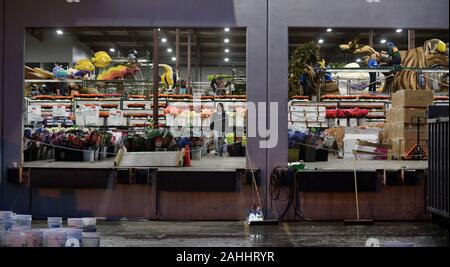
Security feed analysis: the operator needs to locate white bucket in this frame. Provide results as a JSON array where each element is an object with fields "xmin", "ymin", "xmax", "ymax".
[
  {"xmin": 82, "ymin": 232, "xmax": 100, "ymax": 247},
  {"xmin": 83, "ymin": 149, "xmax": 95, "ymax": 163},
  {"xmin": 191, "ymin": 148, "xmax": 202, "ymax": 160}
]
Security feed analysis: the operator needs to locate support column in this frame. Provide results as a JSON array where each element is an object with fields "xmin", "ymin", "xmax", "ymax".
[
  {"xmin": 176, "ymin": 29, "xmax": 180, "ymax": 76},
  {"xmin": 152, "ymin": 29, "xmax": 159, "ymax": 128},
  {"xmin": 408, "ymin": 30, "xmax": 415, "ymax": 50},
  {"xmin": 187, "ymin": 30, "xmax": 192, "ymax": 86},
  {"xmin": 369, "ymin": 30, "xmax": 374, "ymax": 48}
]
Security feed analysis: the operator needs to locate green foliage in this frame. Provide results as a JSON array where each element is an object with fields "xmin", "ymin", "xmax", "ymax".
[{"xmin": 288, "ymin": 41, "xmax": 321, "ymax": 97}]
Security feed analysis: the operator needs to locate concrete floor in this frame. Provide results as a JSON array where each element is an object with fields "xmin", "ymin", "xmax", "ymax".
[
  {"xmin": 24, "ymin": 154, "xmax": 246, "ymax": 171},
  {"xmin": 23, "ymin": 155, "xmax": 426, "ymax": 171},
  {"xmin": 32, "ymin": 221, "xmax": 449, "ymax": 247}
]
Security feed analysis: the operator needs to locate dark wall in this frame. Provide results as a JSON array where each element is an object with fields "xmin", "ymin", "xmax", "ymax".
[{"xmin": 0, "ymin": 0, "xmax": 4, "ymax": 209}]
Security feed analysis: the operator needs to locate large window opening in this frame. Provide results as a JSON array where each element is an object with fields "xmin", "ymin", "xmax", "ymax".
[
  {"xmin": 23, "ymin": 27, "xmax": 247, "ymax": 169},
  {"xmin": 287, "ymin": 27, "xmax": 448, "ymax": 166}
]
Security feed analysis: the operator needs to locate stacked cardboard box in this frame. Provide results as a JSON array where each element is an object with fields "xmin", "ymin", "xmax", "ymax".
[
  {"xmin": 385, "ymin": 90, "xmax": 433, "ymax": 158},
  {"xmin": 289, "ymin": 105, "xmax": 327, "ymax": 129}
]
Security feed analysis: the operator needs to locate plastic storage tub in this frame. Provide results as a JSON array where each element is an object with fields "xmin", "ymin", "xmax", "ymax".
[
  {"xmin": 47, "ymin": 217, "xmax": 63, "ymax": 228},
  {"xmin": 12, "ymin": 214, "xmax": 32, "ymax": 231},
  {"xmin": 2, "ymin": 231, "xmax": 26, "ymax": 247},
  {"xmin": 82, "ymin": 232, "xmax": 100, "ymax": 247},
  {"xmin": 25, "ymin": 230, "xmax": 44, "ymax": 247},
  {"xmin": 82, "ymin": 218, "xmax": 97, "ymax": 232},
  {"xmin": 67, "ymin": 218, "xmax": 83, "ymax": 229},
  {"xmin": 0, "ymin": 211, "xmax": 14, "ymax": 231},
  {"xmin": 44, "ymin": 230, "xmax": 68, "ymax": 247}
]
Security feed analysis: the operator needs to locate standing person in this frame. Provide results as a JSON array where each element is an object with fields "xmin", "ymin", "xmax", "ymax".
[
  {"xmin": 210, "ymin": 103, "xmax": 227, "ymax": 156},
  {"xmin": 179, "ymin": 80, "xmax": 187, "ymax": 95},
  {"xmin": 385, "ymin": 42, "xmax": 402, "ymax": 70},
  {"xmin": 368, "ymin": 53, "xmax": 378, "ymax": 93},
  {"xmin": 210, "ymin": 76, "xmax": 218, "ymax": 95}
]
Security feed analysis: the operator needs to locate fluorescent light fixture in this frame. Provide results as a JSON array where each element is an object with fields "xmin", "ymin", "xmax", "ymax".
[
  {"xmin": 224, "ymin": 28, "xmax": 230, "ymax": 32},
  {"xmin": 109, "ymin": 48, "xmax": 116, "ymax": 53},
  {"xmin": 356, "ymin": 58, "xmax": 362, "ymax": 62},
  {"xmin": 224, "ymin": 48, "xmax": 230, "ymax": 53},
  {"xmin": 161, "ymin": 38, "xmax": 167, "ymax": 43},
  {"xmin": 224, "ymin": 58, "xmax": 229, "ymax": 62},
  {"xmin": 396, "ymin": 29, "xmax": 403, "ymax": 33},
  {"xmin": 171, "ymin": 57, "xmax": 176, "ymax": 61},
  {"xmin": 326, "ymin": 28, "xmax": 332, "ymax": 32},
  {"xmin": 56, "ymin": 29, "xmax": 64, "ymax": 35},
  {"xmin": 224, "ymin": 38, "xmax": 229, "ymax": 43},
  {"xmin": 318, "ymin": 39, "xmax": 324, "ymax": 44},
  {"xmin": 380, "ymin": 39, "xmax": 387, "ymax": 44},
  {"xmin": 167, "ymin": 48, "xmax": 173, "ymax": 53}
]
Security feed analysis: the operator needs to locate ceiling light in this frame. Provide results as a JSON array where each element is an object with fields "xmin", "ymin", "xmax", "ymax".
[
  {"xmin": 396, "ymin": 29, "xmax": 403, "ymax": 33},
  {"xmin": 380, "ymin": 39, "xmax": 387, "ymax": 44},
  {"xmin": 161, "ymin": 38, "xmax": 167, "ymax": 43},
  {"xmin": 356, "ymin": 58, "xmax": 362, "ymax": 62},
  {"xmin": 318, "ymin": 39, "xmax": 324, "ymax": 44},
  {"xmin": 224, "ymin": 48, "xmax": 230, "ymax": 53},
  {"xmin": 224, "ymin": 38, "xmax": 229, "ymax": 43},
  {"xmin": 56, "ymin": 29, "xmax": 64, "ymax": 35},
  {"xmin": 167, "ymin": 48, "xmax": 173, "ymax": 53},
  {"xmin": 224, "ymin": 28, "xmax": 230, "ymax": 32},
  {"xmin": 171, "ymin": 57, "xmax": 176, "ymax": 61},
  {"xmin": 224, "ymin": 58, "xmax": 229, "ymax": 62},
  {"xmin": 326, "ymin": 28, "xmax": 332, "ymax": 32},
  {"xmin": 109, "ymin": 48, "xmax": 116, "ymax": 53}
]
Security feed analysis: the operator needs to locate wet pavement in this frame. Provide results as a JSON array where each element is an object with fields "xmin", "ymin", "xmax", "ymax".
[{"xmin": 33, "ymin": 221, "xmax": 448, "ymax": 247}]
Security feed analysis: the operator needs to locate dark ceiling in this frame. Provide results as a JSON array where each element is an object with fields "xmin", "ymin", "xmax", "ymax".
[
  {"xmin": 27, "ymin": 27, "xmax": 247, "ymax": 67},
  {"xmin": 289, "ymin": 28, "xmax": 449, "ymax": 64}
]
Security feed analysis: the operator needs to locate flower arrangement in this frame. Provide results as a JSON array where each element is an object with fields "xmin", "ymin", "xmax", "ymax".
[
  {"xmin": 127, "ymin": 103, "xmax": 146, "ymax": 108},
  {"xmin": 128, "ymin": 95, "xmax": 146, "ymax": 99},
  {"xmin": 73, "ymin": 93, "xmax": 106, "ymax": 98},
  {"xmin": 325, "ymin": 108, "xmax": 369, "ymax": 118},
  {"xmin": 33, "ymin": 95, "xmax": 73, "ymax": 100},
  {"xmin": 100, "ymin": 104, "xmax": 119, "ymax": 109}
]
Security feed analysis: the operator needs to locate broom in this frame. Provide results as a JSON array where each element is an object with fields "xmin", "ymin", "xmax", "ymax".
[
  {"xmin": 246, "ymin": 152, "xmax": 279, "ymax": 226},
  {"xmin": 344, "ymin": 152, "xmax": 373, "ymax": 225}
]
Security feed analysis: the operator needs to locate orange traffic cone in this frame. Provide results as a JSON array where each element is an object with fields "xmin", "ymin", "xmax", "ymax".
[{"xmin": 183, "ymin": 145, "xmax": 192, "ymax": 167}]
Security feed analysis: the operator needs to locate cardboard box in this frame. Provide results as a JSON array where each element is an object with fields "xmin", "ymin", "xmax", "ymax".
[
  {"xmin": 317, "ymin": 116, "xmax": 326, "ymax": 122},
  {"xmin": 392, "ymin": 123, "xmax": 428, "ymax": 140},
  {"xmin": 391, "ymin": 90, "xmax": 434, "ymax": 108},
  {"xmin": 385, "ymin": 109, "xmax": 396, "ymax": 123},
  {"xmin": 382, "ymin": 123, "xmax": 392, "ymax": 142},
  {"xmin": 394, "ymin": 107, "xmax": 427, "ymax": 123},
  {"xmin": 327, "ymin": 118, "xmax": 336, "ymax": 127},
  {"xmin": 320, "ymin": 122, "xmax": 328, "ymax": 128},
  {"xmin": 290, "ymin": 112, "xmax": 306, "ymax": 122},
  {"xmin": 338, "ymin": 118, "xmax": 348, "ymax": 127},
  {"xmin": 307, "ymin": 122, "xmax": 322, "ymax": 128},
  {"xmin": 290, "ymin": 105, "xmax": 317, "ymax": 112},
  {"xmin": 349, "ymin": 118, "xmax": 358, "ymax": 127},
  {"xmin": 290, "ymin": 122, "xmax": 307, "ymax": 130},
  {"xmin": 358, "ymin": 118, "xmax": 366, "ymax": 126}
]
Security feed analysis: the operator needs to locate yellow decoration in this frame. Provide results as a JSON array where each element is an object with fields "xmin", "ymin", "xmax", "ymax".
[
  {"xmin": 74, "ymin": 59, "xmax": 95, "ymax": 72},
  {"xmin": 159, "ymin": 64, "xmax": 177, "ymax": 89},
  {"xmin": 437, "ymin": 40, "xmax": 447, "ymax": 53},
  {"xmin": 91, "ymin": 51, "xmax": 112, "ymax": 68}
]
